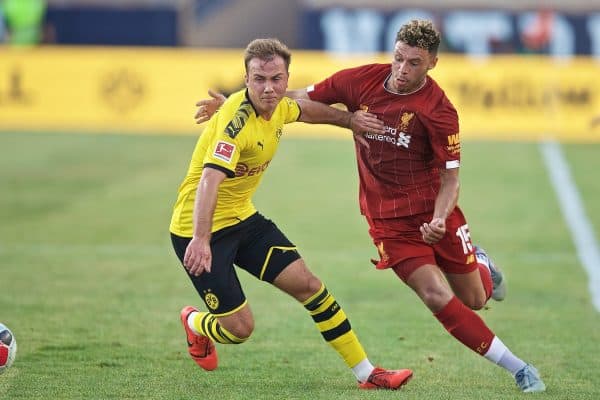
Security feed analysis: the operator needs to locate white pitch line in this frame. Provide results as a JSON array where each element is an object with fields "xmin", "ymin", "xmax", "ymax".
[{"xmin": 540, "ymin": 140, "xmax": 600, "ymax": 312}]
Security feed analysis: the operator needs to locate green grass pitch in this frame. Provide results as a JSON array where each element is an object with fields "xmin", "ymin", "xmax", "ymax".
[{"xmin": 1, "ymin": 132, "xmax": 599, "ymax": 399}]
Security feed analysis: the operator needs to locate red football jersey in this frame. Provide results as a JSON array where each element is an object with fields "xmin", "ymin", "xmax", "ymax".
[{"xmin": 308, "ymin": 63, "xmax": 460, "ymax": 219}]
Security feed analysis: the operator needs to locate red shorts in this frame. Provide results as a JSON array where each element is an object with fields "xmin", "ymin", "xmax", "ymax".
[{"xmin": 366, "ymin": 206, "xmax": 478, "ymax": 282}]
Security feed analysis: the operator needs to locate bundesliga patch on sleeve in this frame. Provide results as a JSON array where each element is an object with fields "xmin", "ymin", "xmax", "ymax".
[{"xmin": 213, "ymin": 141, "xmax": 236, "ymax": 163}]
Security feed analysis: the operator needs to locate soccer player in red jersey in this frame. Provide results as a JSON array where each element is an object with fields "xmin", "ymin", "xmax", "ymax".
[{"xmin": 195, "ymin": 20, "xmax": 546, "ymax": 393}]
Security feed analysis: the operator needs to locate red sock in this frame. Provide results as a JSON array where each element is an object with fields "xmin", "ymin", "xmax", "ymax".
[
  {"xmin": 434, "ymin": 296, "xmax": 495, "ymax": 355},
  {"xmin": 478, "ymin": 263, "xmax": 493, "ymax": 301}
]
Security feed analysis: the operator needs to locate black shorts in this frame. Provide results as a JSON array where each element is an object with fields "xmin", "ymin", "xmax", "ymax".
[{"xmin": 170, "ymin": 212, "xmax": 301, "ymax": 316}]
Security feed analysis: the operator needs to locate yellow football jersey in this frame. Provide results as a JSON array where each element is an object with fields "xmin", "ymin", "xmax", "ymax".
[{"xmin": 169, "ymin": 89, "xmax": 301, "ymax": 236}]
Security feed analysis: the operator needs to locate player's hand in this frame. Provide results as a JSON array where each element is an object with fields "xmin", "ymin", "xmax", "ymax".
[
  {"xmin": 420, "ymin": 217, "xmax": 446, "ymax": 245},
  {"xmin": 350, "ymin": 110, "xmax": 384, "ymax": 134},
  {"xmin": 195, "ymin": 89, "xmax": 226, "ymax": 124},
  {"xmin": 350, "ymin": 110, "xmax": 383, "ymax": 149},
  {"xmin": 183, "ymin": 237, "xmax": 212, "ymax": 276}
]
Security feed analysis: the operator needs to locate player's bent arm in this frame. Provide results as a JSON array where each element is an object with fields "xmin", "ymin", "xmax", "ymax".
[
  {"xmin": 433, "ymin": 167, "xmax": 460, "ymax": 221},
  {"xmin": 193, "ymin": 167, "xmax": 227, "ymax": 241},
  {"xmin": 195, "ymin": 88, "xmax": 312, "ymax": 124},
  {"xmin": 184, "ymin": 167, "xmax": 227, "ymax": 275},
  {"xmin": 421, "ymin": 167, "xmax": 460, "ymax": 244}
]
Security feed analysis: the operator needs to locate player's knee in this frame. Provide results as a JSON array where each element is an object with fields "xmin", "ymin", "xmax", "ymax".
[
  {"xmin": 226, "ymin": 319, "xmax": 254, "ymax": 341},
  {"xmin": 274, "ymin": 259, "xmax": 323, "ymax": 302},
  {"xmin": 306, "ymin": 275, "xmax": 323, "ymax": 296},
  {"xmin": 464, "ymin": 295, "xmax": 486, "ymax": 310},
  {"xmin": 290, "ymin": 275, "xmax": 322, "ymax": 303},
  {"xmin": 219, "ymin": 313, "xmax": 255, "ymax": 341},
  {"xmin": 291, "ymin": 267, "xmax": 323, "ymax": 301},
  {"xmin": 455, "ymin": 291, "xmax": 487, "ymax": 310},
  {"xmin": 418, "ymin": 285, "xmax": 453, "ymax": 311},
  {"xmin": 471, "ymin": 295, "xmax": 487, "ymax": 310}
]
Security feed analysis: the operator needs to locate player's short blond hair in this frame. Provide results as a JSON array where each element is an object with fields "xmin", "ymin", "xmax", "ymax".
[
  {"xmin": 244, "ymin": 38, "xmax": 291, "ymax": 72},
  {"xmin": 396, "ymin": 20, "xmax": 441, "ymax": 54}
]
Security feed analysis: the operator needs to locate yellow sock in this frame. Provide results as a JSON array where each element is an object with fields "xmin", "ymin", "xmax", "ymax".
[
  {"xmin": 190, "ymin": 311, "xmax": 246, "ymax": 344},
  {"xmin": 303, "ymin": 284, "xmax": 367, "ymax": 368}
]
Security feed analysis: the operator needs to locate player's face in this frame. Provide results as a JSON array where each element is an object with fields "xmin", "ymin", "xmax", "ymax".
[
  {"xmin": 389, "ymin": 41, "xmax": 437, "ymax": 94},
  {"xmin": 245, "ymin": 56, "xmax": 289, "ymax": 118}
]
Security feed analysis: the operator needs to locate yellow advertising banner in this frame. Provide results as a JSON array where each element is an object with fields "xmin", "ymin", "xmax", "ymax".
[{"xmin": 0, "ymin": 46, "xmax": 599, "ymax": 141}]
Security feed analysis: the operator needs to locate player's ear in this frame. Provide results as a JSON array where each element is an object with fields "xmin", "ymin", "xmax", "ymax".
[{"xmin": 428, "ymin": 56, "xmax": 438, "ymax": 70}]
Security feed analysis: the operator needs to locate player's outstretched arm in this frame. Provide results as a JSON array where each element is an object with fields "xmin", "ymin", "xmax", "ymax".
[
  {"xmin": 195, "ymin": 88, "xmax": 313, "ymax": 123},
  {"xmin": 296, "ymin": 98, "xmax": 384, "ymax": 134},
  {"xmin": 286, "ymin": 88, "xmax": 311, "ymax": 100}
]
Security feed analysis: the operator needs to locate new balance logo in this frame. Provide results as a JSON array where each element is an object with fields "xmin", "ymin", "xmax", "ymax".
[
  {"xmin": 395, "ymin": 132, "xmax": 411, "ymax": 148},
  {"xmin": 448, "ymin": 133, "xmax": 460, "ymax": 146}
]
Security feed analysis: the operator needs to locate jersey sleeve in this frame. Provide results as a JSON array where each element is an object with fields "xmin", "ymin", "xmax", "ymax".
[
  {"xmin": 281, "ymin": 97, "xmax": 301, "ymax": 123},
  {"xmin": 306, "ymin": 67, "xmax": 359, "ymax": 106},
  {"xmin": 202, "ymin": 113, "xmax": 247, "ymax": 178},
  {"xmin": 425, "ymin": 96, "xmax": 461, "ymax": 169}
]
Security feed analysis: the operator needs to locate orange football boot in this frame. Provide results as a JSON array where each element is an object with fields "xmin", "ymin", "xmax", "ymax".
[
  {"xmin": 358, "ymin": 367, "xmax": 413, "ymax": 390},
  {"xmin": 180, "ymin": 306, "xmax": 218, "ymax": 371}
]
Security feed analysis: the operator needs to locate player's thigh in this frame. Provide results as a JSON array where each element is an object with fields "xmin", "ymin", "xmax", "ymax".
[
  {"xmin": 445, "ymin": 269, "xmax": 487, "ymax": 305},
  {"xmin": 405, "ymin": 263, "xmax": 454, "ymax": 312},
  {"xmin": 367, "ymin": 213, "xmax": 434, "ymax": 280},
  {"xmin": 235, "ymin": 213, "xmax": 302, "ymax": 283},
  {"xmin": 171, "ymin": 232, "xmax": 247, "ymax": 316}
]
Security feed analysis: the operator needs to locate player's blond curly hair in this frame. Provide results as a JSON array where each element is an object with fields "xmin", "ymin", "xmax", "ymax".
[
  {"xmin": 396, "ymin": 19, "xmax": 441, "ymax": 54},
  {"xmin": 244, "ymin": 38, "xmax": 292, "ymax": 72}
]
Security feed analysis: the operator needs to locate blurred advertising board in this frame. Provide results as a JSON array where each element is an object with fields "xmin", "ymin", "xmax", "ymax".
[
  {"xmin": 0, "ymin": 46, "xmax": 599, "ymax": 141},
  {"xmin": 300, "ymin": 8, "xmax": 600, "ymax": 58}
]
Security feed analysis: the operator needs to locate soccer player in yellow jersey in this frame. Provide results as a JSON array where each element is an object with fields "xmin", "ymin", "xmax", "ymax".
[{"xmin": 169, "ymin": 38, "xmax": 412, "ymax": 390}]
